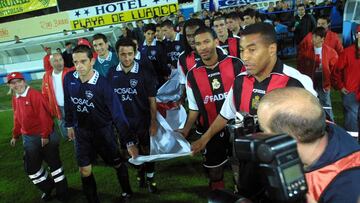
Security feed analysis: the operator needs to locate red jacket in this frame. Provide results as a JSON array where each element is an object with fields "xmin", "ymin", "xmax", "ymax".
[
  {"xmin": 300, "ymin": 31, "xmax": 343, "ymax": 55},
  {"xmin": 333, "ymin": 45, "xmax": 360, "ymax": 95},
  {"xmin": 42, "ymin": 68, "xmax": 74, "ymax": 119},
  {"xmin": 43, "ymin": 54, "xmax": 53, "ymax": 72},
  {"xmin": 297, "ymin": 44, "xmax": 338, "ymax": 91},
  {"xmin": 12, "ymin": 87, "xmax": 54, "ymax": 139}
]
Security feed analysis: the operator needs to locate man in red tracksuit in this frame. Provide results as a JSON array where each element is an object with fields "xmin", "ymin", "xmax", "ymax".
[
  {"xmin": 8, "ymin": 72, "xmax": 68, "ymax": 202},
  {"xmin": 42, "ymin": 53, "xmax": 74, "ymax": 138},
  {"xmin": 297, "ymin": 27, "xmax": 338, "ymax": 121},
  {"xmin": 333, "ymin": 26, "xmax": 360, "ymax": 132},
  {"xmin": 299, "ymin": 15, "xmax": 343, "ymax": 55},
  {"xmin": 43, "ymin": 47, "xmax": 53, "ymax": 72}
]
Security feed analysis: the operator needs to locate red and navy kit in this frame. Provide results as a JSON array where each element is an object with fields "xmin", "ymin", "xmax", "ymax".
[
  {"xmin": 186, "ymin": 51, "xmax": 243, "ymax": 129},
  {"xmin": 139, "ymin": 39, "xmax": 170, "ymax": 86},
  {"xmin": 107, "ymin": 61, "xmax": 157, "ymax": 127},
  {"xmin": 186, "ymin": 50, "xmax": 243, "ymax": 167},
  {"xmin": 305, "ymin": 123, "xmax": 360, "ymax": 203},
  {"xmin": 220, "ymin": 60, "xmax": 316, "ymax": 119},
  {"xmin": 163, "ymin": 33, "xmax": 184, "ymax": 70},
  {"xmin": 218, "ymin": 35, "xmax": 240, "ymax": 58},
  {"xmin": 177, "ymin": 51, "xmax": 201, "ymax": 85},
  {"xmin": 63, "ymin": 70, "xmax": 131, "ymax": 143},
  {"xmin": 12, "ymin": 86, "xmax": 54, "ymax": 139}
]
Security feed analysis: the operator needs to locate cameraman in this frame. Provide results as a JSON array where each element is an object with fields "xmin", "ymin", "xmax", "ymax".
[{"xmin": 257, "ymin": 87, "xmax": 360, "ymax": 203}]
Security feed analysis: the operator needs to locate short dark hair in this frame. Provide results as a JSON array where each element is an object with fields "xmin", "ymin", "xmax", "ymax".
[
  {"xmin": 313, "ymin": 27, "xmax": 327, "ymax": 38},
  {"xmin": 143, "ymin": 23, "xmax": 156, "ymax": 33},
  {"xmin": 297, "ymin": 3, "xmax": 305, "ymax": 9},
  {"xmin": 225, "ymin": 12, "xmax": 240, "ymax": 20},
  {"xmin": 73, "ymin": 45, "xmax": 93, "ymax": 59},
  {"xmin": 213, "ymin": 15, "xmax": 226, "ymax": 23},
  {"xmin": 183, "ymin": 19, "xmax": 206, "ymax": 55},
  {"xmin": 194, "ymin": 27, "xmax": 217, "ymax": 40},
  {"xmin": 160, "ymin": 20, "xmax": 174, "ymax": 28},
  {"xmin": 242, "ymin": 22, "xmax": 276, "ymax": 44},
  {"xmin": 115, "ymin": 38, "xmax": 137, "ymax": 53},
  {"xmin": 317, "ymin": 14, "xmax": 330, "ymax": 23},
  {"xmin": 243, "ymin": 8, "xmax": 257, "ymax": 18},
  {"xmin": 92, "ymin": 33, "xmax": 108, "ymax": 43},
  {"xmin": 65, "ymin": 41, "xmax": 72, "ymax": 46}
]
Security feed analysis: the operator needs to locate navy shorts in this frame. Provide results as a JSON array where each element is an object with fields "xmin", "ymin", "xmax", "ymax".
[
  {"xmin": 74, "ymin": 125, "xmax": 123, "ymax": 167},
  {"xmin": 202, "ymin": 130, "xmax": 231, "ymax": 168}
]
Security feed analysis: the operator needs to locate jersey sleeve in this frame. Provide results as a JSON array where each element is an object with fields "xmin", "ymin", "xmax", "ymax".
[
  {"xmin": 177, "ymin": 59, "xmax": 186, "ymax": 85},
  {"xmin": 185, "ymin": 82, "xmax": 199, "ymax": 111},
  {"xmin": 63, "ymin": 72, "xmax": 75, "ymax": 128},
  {"xmin": 220, "ymin": 87, "xmax": 237, "ymax": 120},
  {"xmin": 11, "ymin": 97, "xmax": 21, "ymax": 139}
]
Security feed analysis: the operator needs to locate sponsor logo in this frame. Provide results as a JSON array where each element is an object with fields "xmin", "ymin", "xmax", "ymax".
[
  {"xmin": 203, "ymin": 92, "xmax": 228, "ymax": 104},
  {"xmin": 252, "ymin": 88, "xmax": 266, "ymax": 94}
]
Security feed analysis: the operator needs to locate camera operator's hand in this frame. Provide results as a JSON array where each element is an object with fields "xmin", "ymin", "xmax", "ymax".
[{"xmin": 191, "ymin": 136, "xmax": 210, "ymax": 155}]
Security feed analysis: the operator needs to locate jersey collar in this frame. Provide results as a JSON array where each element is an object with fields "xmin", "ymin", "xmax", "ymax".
[
  {"xmin": 116, "ymin": 61, "xmax": 139, "ymax": 73},
  {"xmin": 239, "ymin": 59, "xmax": 285, "ymax": 77},
  {"xmin": 97, "ymin": 51, "xmax": 113, "ymax": 64},
  {"xmin": 73, "ymin": 70, "xmax": 100, "ymax": 84},
  {"xmin": 143, "ymin": 39, "xmax": 157, "ymax": 47},
  {"xmin": 196, "ymin": 47, "xmax": 228, "ymax": 68},
  {"xmin": 16, "ymin": 86, "xmax": 30, "ymax": 98}
]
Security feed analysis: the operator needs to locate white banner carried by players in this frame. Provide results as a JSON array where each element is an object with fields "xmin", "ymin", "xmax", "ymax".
[{"xmin": 129, "ymin": 71, "xmax": 190, "ymax": 165}]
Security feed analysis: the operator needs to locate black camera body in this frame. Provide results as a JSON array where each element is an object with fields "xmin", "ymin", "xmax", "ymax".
[{"xmin": 227, "ymin": 113, "xmax": 307, "ymax": 202}]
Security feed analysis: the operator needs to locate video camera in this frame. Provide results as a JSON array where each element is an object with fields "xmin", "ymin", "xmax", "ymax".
[{"xmin": 211, "ymin": 112, "xmax": 307, "ymax": 203}]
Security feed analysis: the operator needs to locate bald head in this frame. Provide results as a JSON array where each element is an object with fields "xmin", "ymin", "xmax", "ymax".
[{"xmin": 258, "ymin": 87, "xmax": 326, "ymax": 143}]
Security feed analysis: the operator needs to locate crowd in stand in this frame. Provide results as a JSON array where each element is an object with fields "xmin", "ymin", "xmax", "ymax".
[{"xmin": 9, "ymin": 2, "xmax": 360, "ymax": 202}]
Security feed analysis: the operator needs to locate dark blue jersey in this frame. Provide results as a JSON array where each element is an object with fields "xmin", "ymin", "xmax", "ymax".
[
  {"xmin": 64, "ymin": 70, "xmax": 132, "ymax": 143},
  {"xmin": 108, "ymin": 62, "xmax": 157, "ymax": 125},
  {"xmin": 139, "ymin": 39, "xmax": 170, "ymax": 84},
  {"xmin": 94, "ymin": 51, "xmax": 119, "ymax": 77},
  {"xmin": 163, "ymin": 33, "xmax": 184, "ymax": 70}
]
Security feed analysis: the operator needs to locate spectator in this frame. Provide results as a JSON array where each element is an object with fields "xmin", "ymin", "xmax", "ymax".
[
  {"xmin": 257, "ymin": 87, "xmax": 360, "ymax": 203},
  {"xmin": 43, "ymin": 47, "xmax": 53, "ymax": 72},
  {"xmin": 297, "ymin": 27, "xmax": 338, "ymax": 121},
  {"xmin": 299, "ymin": 15, "xmax": 343, "ymax": 55},
  {"xmin": 290, "ymin": 4, "xmax": 316, "ymax": 44},
  {"xmin": 333, "ymin": 26, "xmax": 360, "ymax": 132},
  {"xmin": 226, "ymin": 12, "xmax": 242, "ymax": 36},
  {"xmin": 243, "ymin": 8, "xmax": 257, "ymax": 27},
  {"xmin": 62, "ymin": 42, "xmax": 74, "ymax": 68}
]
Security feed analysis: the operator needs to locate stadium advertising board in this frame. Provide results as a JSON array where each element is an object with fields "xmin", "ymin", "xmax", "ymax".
[
  {"xmin": 67, "ymin": 0, "xmax": 178, "ymax": 30},
  {"xmin": 0, "ymin": 12, "xmax": 70, "ymax": 42},
  {"xmin": 0, "ymin": 0, "xmax": 58, "ymax": 18},
  {"xmin": 201, "ymin": 0, "xmax": 277, "ymax": 10}
]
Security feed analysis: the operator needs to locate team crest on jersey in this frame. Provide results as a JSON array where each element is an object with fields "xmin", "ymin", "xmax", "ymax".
[
  {"xmin": 85, "ymin": 90, "xmax": 94, "ymax": 100},
  {"xmin": 130, "ymin": 79, "xmax": 138, "ymax": 88},
  {"xmin": 251, "ymin": 95, "xmax": 260, "ymax": 109},
  {"xmin": 211, "ymin": 78, "xmax": 221, "ymax": 90},
  {"xmin": 150, "ymin": 50, "xmax": 157, "ymax": 56},
  {"xmin": 175, "ymin": 45, "xmax": 181, "ymax": 52}
]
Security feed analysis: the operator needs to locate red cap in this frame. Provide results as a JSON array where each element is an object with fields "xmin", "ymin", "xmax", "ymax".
[
  {"xmin": 78, "ymin": 38, "xmax": 91, "ymax": 48},
  {"xmin": 44, "ymin": 47, "xmax": 51, "ymax": 51},
  {"xmin": 7, "ymin": 72, "xmax": 24, "ymax": 83}
]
